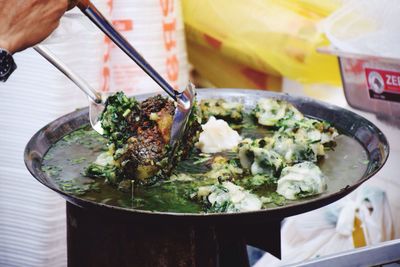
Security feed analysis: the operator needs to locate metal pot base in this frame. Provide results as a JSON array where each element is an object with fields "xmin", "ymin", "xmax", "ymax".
[{"xmin": 66, "ymin": 202, "xmax": 281, "ymax": 267}]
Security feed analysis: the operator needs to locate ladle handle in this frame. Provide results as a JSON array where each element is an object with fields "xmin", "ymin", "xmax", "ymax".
[
  {"xmin": 73, "ymin": 0, "xmax": 178, "ymax": 101},
  {"xmin": 34, "ymin": 45, "xmax": 102, "ymax": 103}
]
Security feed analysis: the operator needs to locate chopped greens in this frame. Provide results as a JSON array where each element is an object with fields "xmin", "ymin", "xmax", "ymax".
[
  {"xmin": 85, "ymin": 162, "xmax": 119, "ymax": 185},
  {"xmin": 252, "ymin": 98, "xmax": 303, "ymax": 127},
  {"xmin": 191, "ymin": 181, "xmax": 262, "ymax": 213},
  {"xmin": 100, "ymin": 91, "xmax": 139, "ymax": 146},
  {"xmin": 199, "ymin": 99, "xmax": 244, "ymax": 123},
  {"xmin": 89, "ymin": 92, "xmax": 201, "ymax": 187},
  {"xmin": 237, "ymin": 174, "xmax": 277, "ymax": 190},
  {"xmin": 58, "ymin": 180, "xmax": 100, "ymax": 196}
]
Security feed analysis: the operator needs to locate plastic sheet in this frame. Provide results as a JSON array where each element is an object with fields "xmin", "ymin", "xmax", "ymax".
[
  {"xmin": 323, "ymin": 0, "xmax": 400, "ymax": 59},
  {"xmin": 182, "ymin": 0, "xmax": 342, "ymax": 86},
  {"xmin": 254, "ymin": 186, "xmax": 394, "ymax": 266}
]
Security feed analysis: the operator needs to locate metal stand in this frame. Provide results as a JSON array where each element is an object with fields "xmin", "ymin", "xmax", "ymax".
[{"xmin": 66, "ymin": 203, "xmax": 282, "ymax": 267}]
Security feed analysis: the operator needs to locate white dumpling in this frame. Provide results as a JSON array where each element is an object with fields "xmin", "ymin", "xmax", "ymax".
[
  {"xmin": 254, "ymin": 98, "xmax": 287, "ymax": 126},
  {"xmin": 277, "ymin": 162, "xmax": 327, "ymax": 200},
  {"xmin": 253, "ymin": 98, "xmax": 304, "ymax": 127},
  {"xmin": 207, "ymin": 182, "xmax": 262, "ymax": 212}
]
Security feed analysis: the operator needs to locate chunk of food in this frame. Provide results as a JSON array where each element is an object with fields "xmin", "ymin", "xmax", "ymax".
[
  {"xmin": 278, "ymin": 117, "xmax": 338, "ymax": 144},
  {"xmin": 85, "ymin": 150, "xmax": 118, "ymax": 184},
  {"xmin": 252, "ymin": 98, "xmax": 303, "ymax": 127},
  {"xmin": 117, "ymin": 95, "xmax": 177, "ymax": 182},
  {"xmin": 238, "ymin": 138, "xmax": 284, "ymax": 176},
  {"xmin": 275, "ymin": 118, "xmax": 339, "ymax": 159},
  {"xmin": 192, "ymin": 181, "xmax": 262, "ymax": 213},
  {"xmin": 206, "ymin": 156, "xmax": 243, "ymax": 182},
  {"xmin": 276, "ymin": 162, "xmax": 327, "ymax": 200},
  {"xmin": 196, "ymin": 116, "xmax": 242, "ymax": 153},
  {"xmin": 272, "ymin": 132, "xmax": 322, "ymax": 164},
  {"xmin": 100, "ymin": 92, "xmax": 139, "ymax": 147},
  {"xmin": 87, "ymin": 92, "xmax": 200, "ymax": 186},
  {"xmin": 239, "ymin": 100, "xmax": 338, "ymax": 177},
  {"xmin": 200, "ymin": 99, "xmax": 243, "ymax": 123},
  {"xmin": 236, "ymin": 173, "xmax": 278, "ymax": 191}
]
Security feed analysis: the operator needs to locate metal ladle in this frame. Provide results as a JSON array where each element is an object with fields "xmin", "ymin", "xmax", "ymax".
[
  {"xmin": 34, "ymin": 45, "xmax": 105, "ymax": 134},
  {"xmin": 73, "ymin": 0, "xmax": 196, "ymax": 156},
  {"xmin": 74, "ymin": 0, "xmax": 196, "ymax": 155},
  {"xmin": 37, "ymin": 0, "xmax": 196, "ymax": 158}
]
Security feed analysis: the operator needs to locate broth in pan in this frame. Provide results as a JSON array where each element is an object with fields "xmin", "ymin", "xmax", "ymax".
[{"xmin": 42, "ymin": 110, "xmax": 368, "ymax": 213}]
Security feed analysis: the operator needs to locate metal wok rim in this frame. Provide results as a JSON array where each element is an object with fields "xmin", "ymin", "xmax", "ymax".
[{"xmin": 24, "ymin": 88, "xmax": 390, "ymax": 221}]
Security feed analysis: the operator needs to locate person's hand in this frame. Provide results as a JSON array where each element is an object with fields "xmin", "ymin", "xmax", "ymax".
[
  {"xmin": 0, "ymin": 0, "xmax": 69, "ymax": 54},
  {"xmin": 68, "ymin": 0, "xmax": 82, "ymax": 10}
]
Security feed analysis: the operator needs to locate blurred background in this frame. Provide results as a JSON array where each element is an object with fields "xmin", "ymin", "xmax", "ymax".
[{"xmin": 1, "ymin": 0, "xmax": 400, "ymax": 266}]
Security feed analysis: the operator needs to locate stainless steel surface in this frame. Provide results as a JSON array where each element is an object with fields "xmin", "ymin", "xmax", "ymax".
[
  {"xmin": 318, "ymin": 46, "xmax": 400, "ymax": 117},
  {"xmin": 318, "ymin": 46, "xmax": 400, "ymax": 64},
  {"xmin": 169, "ymin": 82, "xmax": 196, "ymax": 155},
  {"xmin": 34, "ymin": 45, "xmax": 105, "ymax": 134},
  {"xmin": 287, "ymin": 239, "xmax": 400, "ymax": 267},
  {"xmin": 25, "ymin": 88, "xmax": 388, "ymax": 219},
  {"xmin": 34, "ymin": 45, "xmax": 101, "ymax": 104}
]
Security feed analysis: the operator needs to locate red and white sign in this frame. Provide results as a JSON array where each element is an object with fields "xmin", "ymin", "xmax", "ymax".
[{"xmin": 365, "ymin": 68, "xmax": 400, "ymax": 94}]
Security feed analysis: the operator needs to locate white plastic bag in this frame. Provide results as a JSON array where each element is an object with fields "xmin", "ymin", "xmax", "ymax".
[
  {"xmin": 323, "ymin": 0, "xmax": 400, "ymax": 58},
  {"xmin": 254, "ymin": 186, "xmax": 394, "ymax": 266}
]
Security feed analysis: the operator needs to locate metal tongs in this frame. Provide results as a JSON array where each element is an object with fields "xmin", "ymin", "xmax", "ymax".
[{"xmin": 36, "ymin": 0, "xmax": 196, "ymax": 159}]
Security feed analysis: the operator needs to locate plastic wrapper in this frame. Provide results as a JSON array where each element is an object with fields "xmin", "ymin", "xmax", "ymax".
[
  {"xmin": 254, "ymin": 186, "xmax": 394, "ymax": 266},
  {"xmin": 323, "ymin": 0, "xmax": 400, "ymax": 59},
  {"xmin": 182, "ymin": 0, "xmax": 342, "ymax": 86},
  {"xmin": 320, "ymin": 0, "xmax": 400, "ymax": 117},
  {"xmin": 188, "ymin": 41, "xmax": 282, "ymax": 91}
]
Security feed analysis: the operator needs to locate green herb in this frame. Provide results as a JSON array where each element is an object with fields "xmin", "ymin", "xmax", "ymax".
[
  {"xmin": 208, "ymin": 200, "xmax": 235, "ymax": 213},
  {"xmin": 43, "ymin": 153, "xmax": 53, "ymax": 161},
  {"xmin": 42, "ymin": 165, "xmax": 62, "ymax": 178},
  {"xmin": 84, "ymin": 163, "xmax": 119, "ymax": 185},
  {"xmin": 58, "ymin": 179, "xmax": 93, "ymax": 196},
  {"xmin": 261, "ymin": 192, "xmax": 286, "ymax": 206},
  {"xmin": 71, "ymin": 157, "xmax": 87, "ymax": 165},
  {"xmin": 193, "ymin": 156, "xmax": 212, "ymax": 165},
  {"xmin": 238, "ymin": 174, "xmax": 277, "ymax": 190},
  {"xmin": 100, "ymin": 91, "xmax": 139, "ymax": 146}
]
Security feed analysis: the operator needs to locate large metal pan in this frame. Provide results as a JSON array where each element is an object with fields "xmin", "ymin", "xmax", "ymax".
[{"xmin": 24, "ymin": 89, "xmax": 389, "ymax": 266}]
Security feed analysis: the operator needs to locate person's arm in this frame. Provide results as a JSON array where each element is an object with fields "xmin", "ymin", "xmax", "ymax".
[{"xmin": 0, "ymin": 0, "xmax": 69, "ymax": 82}]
